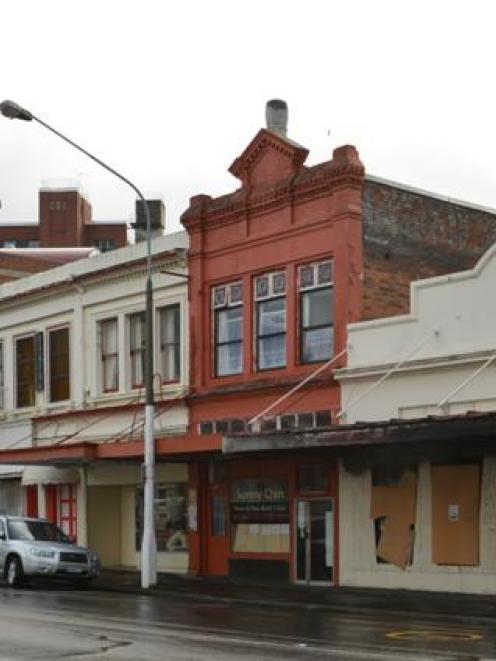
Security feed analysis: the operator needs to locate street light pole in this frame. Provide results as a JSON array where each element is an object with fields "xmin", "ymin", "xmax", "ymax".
[{"xmin": 0, "ymin": 100, "xmax": 157, "ymax": 588}]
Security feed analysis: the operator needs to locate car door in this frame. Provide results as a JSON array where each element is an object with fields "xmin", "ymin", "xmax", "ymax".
[{"xmin": 0, "ymin": 519, "xmax": 7, "ymax": 572}]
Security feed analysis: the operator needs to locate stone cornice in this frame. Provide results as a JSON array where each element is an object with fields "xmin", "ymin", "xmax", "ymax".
[{"xmin": 182, "ymin": 145, "xmax": 364, "ymax": 232}]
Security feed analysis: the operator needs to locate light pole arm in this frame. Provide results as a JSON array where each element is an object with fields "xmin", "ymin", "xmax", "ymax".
[
  {"xmin": 30, "ymin": 113, "xmax": 153, "ymax": 275},
  {"xmin": 29, "ymin": 113, "xmax": 154, "ymax": 407}
]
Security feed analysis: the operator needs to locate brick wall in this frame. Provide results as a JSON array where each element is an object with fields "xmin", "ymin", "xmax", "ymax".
[{"xmin": 362, "ymin": 178, "xmax": 496, "ymax": 319}]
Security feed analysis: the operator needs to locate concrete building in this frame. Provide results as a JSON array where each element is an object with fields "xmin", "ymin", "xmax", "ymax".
[
  {"xmin": 0, "ymin": 232, "xmax": 192, "ymax": 573},
  {"xmin": 333, "ymin": 242, "xmax": 496, "ymax": 594}
]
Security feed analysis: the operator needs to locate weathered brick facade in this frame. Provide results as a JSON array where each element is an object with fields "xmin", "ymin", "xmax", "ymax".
[
  {"xmin": 0, "ymin": 188, "xmax": 127, "ymax": 250},
  {"xmin": 362, "ymin": 177, "xmax": 496, "ymax": 319}
]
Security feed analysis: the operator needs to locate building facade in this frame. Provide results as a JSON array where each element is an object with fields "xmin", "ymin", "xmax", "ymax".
[
  {"xmin": 0, "ymin": 186, "xmax": 127, "ymax": 251},
  {"xmin": 0, "ymin": 232, "xmax": 193, "ymax": 573},
  {"xmin": 335, "ymin": 242, "xmax": 496, "ymax": 594},
  {"xmin": 181, "ymin": 100, "xmax": 496, "ymax": 586}
]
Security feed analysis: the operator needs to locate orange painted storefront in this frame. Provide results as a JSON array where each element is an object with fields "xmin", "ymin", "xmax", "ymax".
[
  {"xmin": 188, "ymin": 456, "xmax": 339, "ymax": 585},
  {"xmin": 181, "ymin": 117, "xmax": 364, "ymax": 583}
]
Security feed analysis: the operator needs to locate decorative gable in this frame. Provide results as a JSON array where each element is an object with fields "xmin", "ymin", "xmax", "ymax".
[{"xmin": 229, "ymin": 129, "xmax": 309, "ymax": 188}]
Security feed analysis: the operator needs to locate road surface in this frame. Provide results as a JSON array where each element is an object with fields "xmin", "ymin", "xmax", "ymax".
[{"xmin": 0, "ymin": 582, "xmax": 494, "ymax": 660}]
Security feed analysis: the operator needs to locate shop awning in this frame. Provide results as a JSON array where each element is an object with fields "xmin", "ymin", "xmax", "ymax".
[
  {"xmin": 22, "ymin": 466, "xmax": 80, "ymax": 485},
  {"xmin": 223, "ymin": 410, "xmax": 496, "ymax": 455},
  {"xmin": 0, "ymin": 434, "xmax": 223, "ymax": 467}
]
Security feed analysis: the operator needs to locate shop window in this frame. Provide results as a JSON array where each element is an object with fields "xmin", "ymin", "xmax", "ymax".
[
  {"xmin": 0, "ymin": 341, "xmax": 4, "ymax": 410},
  {"xmin": 298, "ymin": 466, "xmax": 328, "ymax": 493},
  {"xmin": 255, "ymin": 272, "xmax": 286, "ymax": 370},
  {"xmin": 298, "ymin": 261, "xmax": 334, "ymax": 364},
  {"xmin": 135, "ymin": 483, "xmax": 187, "ymax": 552},
  {"xmin": 431, "ymin": 463, "xmax": 480, "ymax": 566},
  {"xmin": 16, "ymin": 335, "xmax": 36, "ymax": 408},
  {"xmin": 160, "ymin": 304, "xmax": 181, "ymax": 382},
  {"xmin": 129, "ymin": 312, "xmax": 145, "ymax": 388},
  {"xmin": 231, "ymin": 479, "xmax": 289, "ymax": 553},
  {"xmin": 213, "ymin": 282, "xmax": 243, "ymax": 377},
  {"xmin": 370, "ymin": 466, "xmax": 417, "ymax": 569},
  {"xmin": 100, "ymin": 318, "xmax": 119, "ymax": 392},
  {"xmin": 49, "ymin": 327, "xmax": 70, "ymax": 402}
]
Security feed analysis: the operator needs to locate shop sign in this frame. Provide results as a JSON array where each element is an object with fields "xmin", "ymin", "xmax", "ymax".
[{"xmin": 231, "ymin": 480, "xmax": 288, "ymax": 519}]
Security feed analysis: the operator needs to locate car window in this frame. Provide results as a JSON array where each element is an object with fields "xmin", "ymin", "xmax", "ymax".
[
  {"xmin": 0, "ymin": 520, "xmax": 5, "ymax": 538},
  {"xmin": 7, "ymin": 520, "xmax": 69, "ymax": 543}
]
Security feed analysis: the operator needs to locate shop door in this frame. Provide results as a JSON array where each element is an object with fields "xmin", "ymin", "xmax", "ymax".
[
  {"xmin": 206, "ymin": 485, "xmax": 229, "ymax": 576},
  {"xmin": 295, "ymin": 499, "xmax": 334, "ymax": 584}
]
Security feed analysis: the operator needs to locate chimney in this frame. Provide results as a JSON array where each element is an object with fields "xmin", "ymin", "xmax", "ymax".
[
  {"xmin": 133, "ymin": 199, "xmax": 166, "ymax": 243},
  {"xmin": 265, "ymin": 99, "xmax": 288, "ymax": 137}
]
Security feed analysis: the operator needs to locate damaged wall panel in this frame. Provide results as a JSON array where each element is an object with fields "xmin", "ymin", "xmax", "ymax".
[
  {"xmin": 370, "ymin": 469, "xmax": 417, "ymax": 569},
  {"xmin": 431, "ymin": 463, "xmax": 480, "ymax": 566}
]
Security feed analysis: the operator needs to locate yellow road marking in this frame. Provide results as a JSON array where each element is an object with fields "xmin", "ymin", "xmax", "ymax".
[{"xmin": 386, "ymin": 629, "xmax": 483, "ymax": 642}]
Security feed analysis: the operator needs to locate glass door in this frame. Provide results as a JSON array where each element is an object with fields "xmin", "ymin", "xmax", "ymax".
[{"xmin": 295, "ymin": 498, "xmax": 334, "ymax": 584}]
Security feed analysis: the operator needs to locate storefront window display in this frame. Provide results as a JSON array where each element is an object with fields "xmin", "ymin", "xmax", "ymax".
[
  {"xmin": 135, "ymin": 482, "xmax": 188, "ymax": 552},
  {"xmin": 231, "ymin": 479, "xmax": 289, "ymax": 553}
]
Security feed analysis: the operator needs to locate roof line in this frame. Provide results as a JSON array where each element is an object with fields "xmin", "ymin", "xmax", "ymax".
[{"xmin": 366, "ymin": 174, "xmax": 496, "ymax": 216}]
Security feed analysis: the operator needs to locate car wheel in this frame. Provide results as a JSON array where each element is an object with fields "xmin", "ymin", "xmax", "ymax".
[{"xmin": 6, "ymin": 556, "xmax": 24, "ymax": 588}]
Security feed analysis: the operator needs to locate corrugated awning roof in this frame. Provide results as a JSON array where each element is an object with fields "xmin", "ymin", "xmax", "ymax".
[{"xmin": 223, "ymin": 410, "xmax": 496, "ymax": 455}]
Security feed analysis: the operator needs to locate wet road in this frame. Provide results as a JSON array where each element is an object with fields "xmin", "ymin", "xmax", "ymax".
[{"xmin": 0, "ymin": 584, "xmax": 495, "ymax": 660}]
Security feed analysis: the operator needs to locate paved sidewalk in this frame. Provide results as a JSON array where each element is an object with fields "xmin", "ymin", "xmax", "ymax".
[{"xmin": 93, "ymin": 569, "xmax": 496, "ymax": 622}]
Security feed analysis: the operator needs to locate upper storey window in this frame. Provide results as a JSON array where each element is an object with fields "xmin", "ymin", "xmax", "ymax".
[
  {"xmin": 255, "ymin": 271, "xmax": 286, "ymax": 370},
  {"xmin": 100, "ymin": 318, "xmax": 119, "ymax": 392},
  {"xmin": 213, "ymin": 282, "xmax": 243, "ymax": 377},
  {"xmin": 299, "ymin": 261, "xmax": 334, "ymax": 363}
]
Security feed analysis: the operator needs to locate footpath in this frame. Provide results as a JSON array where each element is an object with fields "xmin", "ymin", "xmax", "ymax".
[{"xmin": 93, "ymin": 570, "xmax": 496, "ymax": 623}]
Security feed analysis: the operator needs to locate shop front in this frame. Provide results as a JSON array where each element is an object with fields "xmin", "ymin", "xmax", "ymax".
[{"xmin": 200, "ymin": 456, "xmax": 338, "ymax": 585}]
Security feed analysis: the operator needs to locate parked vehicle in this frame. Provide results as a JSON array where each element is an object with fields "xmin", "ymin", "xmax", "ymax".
[{"xmin": 0, "ymin": 516, "xmax": 100, "ymax": 587}]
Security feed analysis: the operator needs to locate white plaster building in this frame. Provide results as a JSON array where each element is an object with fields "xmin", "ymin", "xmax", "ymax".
[
  {"xmin": 0, "ymin": 231, "xmax": 192, "ymax": 573},
  {"xmin": 336, "ymin": 243, "xmax": 496, "ymax": 594}
]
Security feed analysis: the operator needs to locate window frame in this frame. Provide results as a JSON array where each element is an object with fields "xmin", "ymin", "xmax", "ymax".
[
  {"xmin": 99, "ymin": 318, "xmax": 119, "ymax": 393},
  {"xmin": 15, "ymin": 333, "xmax": 36, "ymax": 409},
  {"xmin": 48, "ymin": 326, "xmax": 70, "ymax": 403},
  {"xmin": 159, "ymin": 304, "xmax": 181, "ymax": 384},
  {"xmin": 254, "ymin": 271, "xmax": 287, "ymax": 371},
  {"xmin": 298, "ymin": 261, "xmax": 334, "ymax": 365},
  {"xmin": 128, "ymin": 311, "xmax": 145, "ymax": 389},
  {"xmin": 212, "ymin": 282, "xmax": 243, "ymax": 378}
]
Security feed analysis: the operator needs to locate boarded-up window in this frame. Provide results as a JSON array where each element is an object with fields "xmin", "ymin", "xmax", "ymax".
[
  {"xmin": 370, "ymin": 468, "xmax": 417, "ymax": 569},
  {"xmin": 431, "ymin": 463, "xmax": 480, "ymax": 566},
  {"xmin": 49, "ymin": 327, "xmax": 70, "ymax": 402}
]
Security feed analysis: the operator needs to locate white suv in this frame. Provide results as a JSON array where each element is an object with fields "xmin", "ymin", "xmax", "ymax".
[{"xmin": 0, "ymin": 516, "xmax": 100, "ymax": 587}]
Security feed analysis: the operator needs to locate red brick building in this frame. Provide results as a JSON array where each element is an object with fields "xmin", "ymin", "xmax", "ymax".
[
  {"xmin": 181, "ymin": 100, "xmax": 496, "ymax": 584},
  {"xmin": 0, "ymin": 186, "xmax": 127, "ymax": 252}
]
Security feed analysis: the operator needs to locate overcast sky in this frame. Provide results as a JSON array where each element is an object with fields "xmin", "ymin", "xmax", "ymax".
[{"xmin": 1, "ymin": 1, "xmax": 495, "ymax": 234}]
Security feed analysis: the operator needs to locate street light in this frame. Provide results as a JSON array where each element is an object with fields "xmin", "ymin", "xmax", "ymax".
[{"xmin": 0, "ymin": 99, "xmax": 157, "ymax": 588}]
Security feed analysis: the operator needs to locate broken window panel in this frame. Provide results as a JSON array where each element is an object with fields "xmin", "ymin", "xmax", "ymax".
[{"xmin": 370, "ymin": 468, "xmax": 417, "ymax": 569}]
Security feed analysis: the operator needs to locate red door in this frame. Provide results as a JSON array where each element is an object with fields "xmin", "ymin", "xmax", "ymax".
[
  {"xmin": 44, "ymin": 484, "xmax": 77, "ymax": 541},
  {"xmin": 206, "ymin": 483, "xmax": 230, "ymax": 576},
  {"xmin": 26, "ymin": 485, "xmax": 38, "ymax": 518}
]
